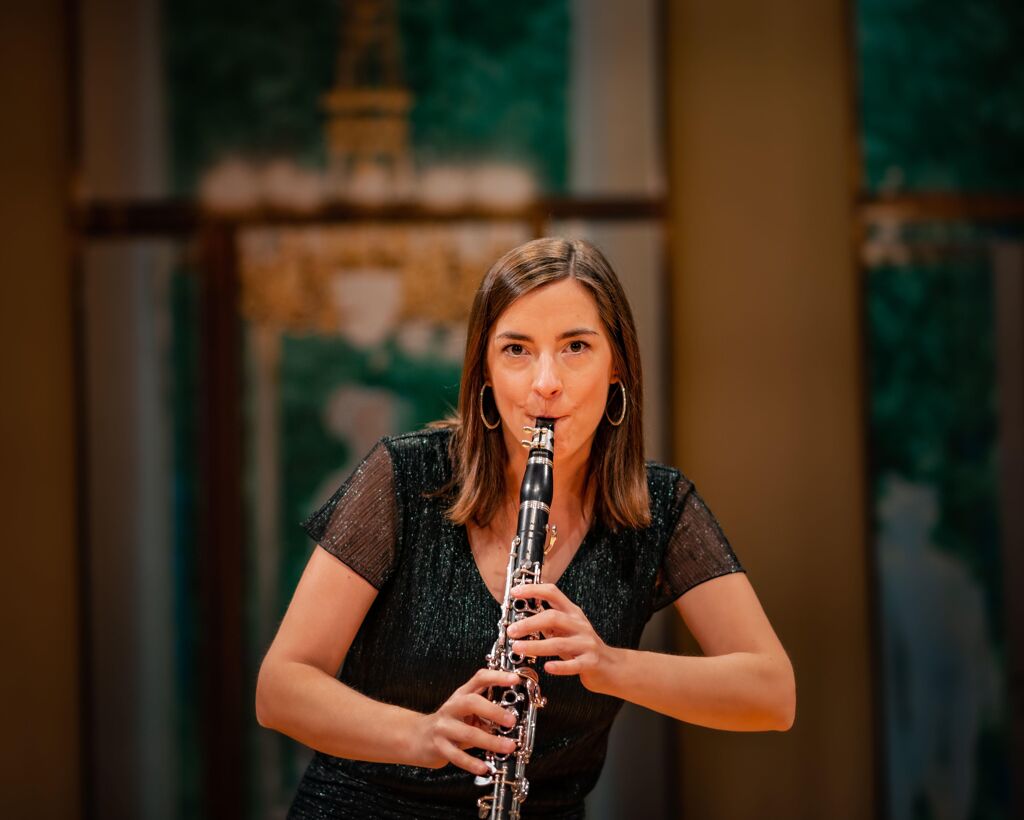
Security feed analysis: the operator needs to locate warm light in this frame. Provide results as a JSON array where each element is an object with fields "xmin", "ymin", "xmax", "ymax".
[
  {"xmin": 347, "ymin": 161, "xmax": 394, "ymax": 206},
  {"xmin": 199, "ymin": 158, "xmax": 261, "ymax": 213},
  {"xmin": 261, "ymin": 160, "xmax": 325, "ymax": 212},
  {"xmin": 417, "ymin": 165, "xmax": 471, "ymax": 210},
  {"xmin": 470, "ymin": 164, "xmax": 536, "ymax": 209}
]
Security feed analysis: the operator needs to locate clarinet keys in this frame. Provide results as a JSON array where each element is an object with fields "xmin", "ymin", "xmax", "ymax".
[{"xmin": 477, "ymin": 418, "xmax": 554, "ymax": 820}]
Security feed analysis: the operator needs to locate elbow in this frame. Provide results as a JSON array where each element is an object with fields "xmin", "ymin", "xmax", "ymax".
[
  {"xmin": 254, "ymin": 659, "xmax": 278, "ymax": 729},
  {"xmin": 775, "ymin": 695, "xmax": 796, "ymax": 732},
  {"xmin": 255, "ymin": 695, "xmax": 272, "ymax": 730},
  {"xmin": 773, "ymin": 662, "xmax": 796, "ymax": 732},
  {"xmin": 752, "ymin": 651, "xmax": 795, "ymax": 732}
]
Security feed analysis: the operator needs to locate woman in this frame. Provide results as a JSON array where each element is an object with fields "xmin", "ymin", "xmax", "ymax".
[{"xmin": 256, "ymin": 237, "xmax": 795, "ymax": 819}]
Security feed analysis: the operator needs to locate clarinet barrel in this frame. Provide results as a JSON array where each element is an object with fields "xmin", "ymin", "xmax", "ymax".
[{"xmin": 475, "ymin": 417, "xmax": 556, "ymax": 820}]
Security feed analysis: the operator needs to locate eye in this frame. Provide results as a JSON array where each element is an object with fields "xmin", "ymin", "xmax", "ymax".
[
  {"xmin": 503, "ymin": 343, "xmax": 527, "ymax": 356},
  {"xmin": 566, "ymin": 339, "xmax": 590, "ymax": 354}
]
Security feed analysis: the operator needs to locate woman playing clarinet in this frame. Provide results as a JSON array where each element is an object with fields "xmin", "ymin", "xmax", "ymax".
[{"xmin": 256, "ymin": 237, "xmax": 796, "ymax": 819}]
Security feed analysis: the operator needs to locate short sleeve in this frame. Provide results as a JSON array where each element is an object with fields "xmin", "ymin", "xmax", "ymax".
[
  {"xmin": 652, "ymin": 476, "xmax": 745, "ymax": 611},
  {"xmin": 300, "ymin": 440, "xmax": 401, "ymax": 589}
]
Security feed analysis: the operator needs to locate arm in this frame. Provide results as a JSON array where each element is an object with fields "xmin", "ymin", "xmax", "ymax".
[
  {"xmin": 602, "ymin": 573, "xmax": 794, "ymax": 731},
  {"xmin": 509, "ymin": 573, "xmax": 795, "ymax": 732},
  {"xmin": 256, "ymin": 546, "xmax": 518, "ymax": 772}
]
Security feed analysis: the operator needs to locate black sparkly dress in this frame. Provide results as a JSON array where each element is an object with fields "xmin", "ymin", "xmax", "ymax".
[{"xmin": 287, "ymin": 428, "xmax": 744, "ymax": 819}]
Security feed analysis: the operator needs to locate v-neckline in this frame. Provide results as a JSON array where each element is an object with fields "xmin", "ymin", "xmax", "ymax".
[{"xmin": 461, "ymin": 524, "xmax": 595, "ymax": 608}]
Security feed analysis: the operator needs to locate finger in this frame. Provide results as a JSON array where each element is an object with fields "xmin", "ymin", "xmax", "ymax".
[
  {"xmin": 455, "ymin": 668, "xmax": 520, "ymax": 695},
  {"xmin": 507, "ymin": 608, "xmax": 568, "ymax": 638},
  {"xmin": 510, "ymin": 583, "xmax": 576, "ymax": 611},
  {"xmin": 513, "ymin": 636, "xmax": 573, "ymax": 658},
  {"xmin": 449, "ymin": 721, "xmax": 519, "ymax": 757},
  {"xmin": 464, "ymin": 693, "xmax": 518, "ymax": 728},
  {"xmin": 437, "ymin": 738, "xmax": 491, "ymax": 777},
  {"xmin": 544, "ymin": 658, "xmax": 582, "ymax": 676}
]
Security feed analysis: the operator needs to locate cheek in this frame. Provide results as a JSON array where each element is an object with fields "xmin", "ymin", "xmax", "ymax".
[
  {"xmin": 582, "ymin": 356, "xmax": 614, "ymax": 403},
  {"xmin": 563, "ymin": 377, "xmax": 611, "ymax": 439},
  {"xmin": 489, "ymin": 368, "xmax": 529, "ymax": 409},
  {"xmin": 580, "ymin": 381, "xmax": 610, "ymax": 425}
]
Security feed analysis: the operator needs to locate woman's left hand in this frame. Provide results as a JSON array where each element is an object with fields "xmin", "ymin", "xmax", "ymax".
[{"xmin": 507, "ymin": 583, "xmax": 616, "ymax": 693}]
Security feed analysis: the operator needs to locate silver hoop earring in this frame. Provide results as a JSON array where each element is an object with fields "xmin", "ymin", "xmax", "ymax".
[
  {"xmin": 605, "ymin": 382, "xmax": 627, "ymax": 427},
  {"xmin": 479, "ymin": 383, "xmax": 501, "ymax": 430}
]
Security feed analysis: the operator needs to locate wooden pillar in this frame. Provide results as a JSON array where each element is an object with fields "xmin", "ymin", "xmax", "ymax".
[
  {"xmin": 0, "ymin": 2, "xmax": 81, "ymax": 819},
  {"xmin": 666, "ymin": 1, "xmax": 875, "ymax": 817}
]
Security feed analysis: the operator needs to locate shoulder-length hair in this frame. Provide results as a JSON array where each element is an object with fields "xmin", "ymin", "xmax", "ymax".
[{"xmin": 437, "ymin": 237, "xmax": 650, "ymax": 532}]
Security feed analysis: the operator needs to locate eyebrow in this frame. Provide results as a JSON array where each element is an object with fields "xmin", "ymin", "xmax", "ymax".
[{"xmin": 495, "ymin": 327, "xmax": 600, "ymax": 342}]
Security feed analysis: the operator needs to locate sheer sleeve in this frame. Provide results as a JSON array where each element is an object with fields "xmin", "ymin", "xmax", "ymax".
[
  {"xmin": 299, "ymin": 440, "xmax": 401, "ymax": 589},
  {"xmin": 652, "ymin": 475, "xmax": 745, "ymax": 611}
]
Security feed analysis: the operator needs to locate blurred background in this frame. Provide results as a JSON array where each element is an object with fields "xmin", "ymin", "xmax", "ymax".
[{"xmin": 2, "ymin": 0, "xmax": 1022, "ymax": 818}]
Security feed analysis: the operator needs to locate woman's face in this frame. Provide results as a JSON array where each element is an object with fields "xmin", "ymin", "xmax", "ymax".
[{"xmin": 485, "ymin": 277, "xmax": 617, "ymax": 465}]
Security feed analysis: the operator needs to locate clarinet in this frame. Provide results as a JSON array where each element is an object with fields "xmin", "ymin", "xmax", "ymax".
[{"xmin": 475, "ymin": 417, "xmax": 557, "ymax": 820}]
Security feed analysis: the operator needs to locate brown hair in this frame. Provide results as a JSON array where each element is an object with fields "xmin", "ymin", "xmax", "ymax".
[{"xmin": 436, "ymin": 237, "xmax": 650, "ymax": 532}]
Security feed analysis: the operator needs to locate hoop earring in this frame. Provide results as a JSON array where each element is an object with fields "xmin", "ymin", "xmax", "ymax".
[
  {"xmin": 479, "ymin": 383, "xmax": 501, "ymax": 430},
  {"xmin": 605, "ymin": 382, "xmax": 627, "ymax": 427}
]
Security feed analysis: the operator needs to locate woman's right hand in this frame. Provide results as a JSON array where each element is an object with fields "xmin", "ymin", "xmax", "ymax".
[{"xmin": 411, "ymin": 669, "xmax": 521, "ymax": 776}]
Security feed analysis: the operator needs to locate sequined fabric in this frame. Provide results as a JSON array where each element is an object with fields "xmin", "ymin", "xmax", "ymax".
[{"xmin": 290, "ymin": 428, "xmax": 744, "ymax": 819}]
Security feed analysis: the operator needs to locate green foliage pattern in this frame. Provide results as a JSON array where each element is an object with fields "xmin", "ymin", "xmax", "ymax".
[{"xmin": 858, "ymin": 0, "xmax": 1024, "ymax": 192}]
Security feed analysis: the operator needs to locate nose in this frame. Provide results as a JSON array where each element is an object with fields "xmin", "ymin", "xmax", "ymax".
[{"xmin": 532, "ymin": 352, "xmax": 563, "ymax": 399}]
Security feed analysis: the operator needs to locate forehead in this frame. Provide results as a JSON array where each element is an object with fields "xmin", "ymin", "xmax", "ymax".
[{"xmin": 492, "ymin": 278, "xmax": 602, "ymax": 332}]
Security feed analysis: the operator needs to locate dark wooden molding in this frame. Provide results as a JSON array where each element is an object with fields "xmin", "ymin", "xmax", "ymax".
[
  {"xmin": 197, "ymin": 224, "xmax": 245, "ymax": 820},
  {"xmin": 74, "ymin": 195, "xmax": 667, "ymax": 240},
  {"xmin": 858, "ymin": 193, "xmax": 1024, "ymax": 225},
  {"xmin": 994, "ymin": 245, "xmax": 1024, "ymax": 820}
]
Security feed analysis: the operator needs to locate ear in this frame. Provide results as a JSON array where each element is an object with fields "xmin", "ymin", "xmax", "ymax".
[{"xmin": 609, "ymin": 359, "xmax": 621, "ymax": 384}]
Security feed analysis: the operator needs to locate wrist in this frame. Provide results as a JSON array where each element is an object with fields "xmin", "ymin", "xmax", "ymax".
[
  {"xmin": 587, "ymin": 645, "xmax": 629, "ymax": 697},
  {"xmin": 398, "ymin": 709, "xmax": 431, "ymax": 767}
]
